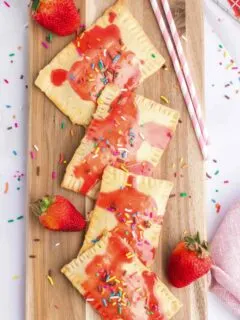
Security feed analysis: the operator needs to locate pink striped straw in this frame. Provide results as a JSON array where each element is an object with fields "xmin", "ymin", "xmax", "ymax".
[
  {"xmin": 149, "ymin": 0, "xmax": 208, "ymax": 160},
  {"xmin": 161, "ymin": 0, "xmax": 209, "ymax": 145}
]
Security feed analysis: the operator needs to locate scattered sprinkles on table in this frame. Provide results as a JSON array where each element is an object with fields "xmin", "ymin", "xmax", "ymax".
[
  {"xmin": 215, "ymin": 203, "xmax": 221, "ymax": 214},
  {"xmin": 30, "ymin": 151, "xmax": 36, "ymax": 159},
  {"xmin": 7, "ymin": 215, "xmax": 24, "ymax": 223},
  {"xmin": 46, "ymin": 33, "xmax": 53, "ymax": 43},
  {"xmin": 47, "ymin": 270, "xmax": 54, "ymax": 286},
  {"xmin": 217, "ymin": 44, "xmax": 240, "ymax": 100},
  {"xmin": 33, "ymin": 144, "xmax": 39, "ymax": 152},
  {"xmin": 180, "ymin": 192, "xmax": 188, "ymax": 198},
  {"xmin": 41, "ymin": 41, "xmax": 49, "ymax": 49},
  {"xmin": 52, "ymin": 171, "xmax": 57, "ymax": 180},
  {"xmin": 206, "ymin": 159, "xmax": 232, "ymax": 214},
  {"xmin": 4, "ymin": 182, "xmax": 9, "ymax": 193},
  {"xmin": 160, "ymin": 95, "xmax": 169, "ymax": 104},
  {"xmin": 14, "ymin": 171, "xmax": 25, "ymax": 182}
]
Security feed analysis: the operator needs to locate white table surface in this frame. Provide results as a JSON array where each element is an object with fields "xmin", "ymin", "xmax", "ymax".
[{"xmin": 0, "ymin": 1, "xmax": 239, "ymax": 319}]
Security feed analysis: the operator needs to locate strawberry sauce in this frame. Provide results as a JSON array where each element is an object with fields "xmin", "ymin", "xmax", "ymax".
[
  {"xmin": 51, "ymin": 24, "xmax": 141, "ymax": 102},
  {"xmin": 73, "ymin": 92, "xmax": 172, "ymax": 195},
  {"xmin": 82, "ymin": 233, "xmax": 166, "ymax": 319},
  {"xmin": 51, "ymin": 69, "xmax": 67, "ymax": 86},
  {"xmin": 96, "ymin": 175, "xmax": 163, "ymax": 266}
]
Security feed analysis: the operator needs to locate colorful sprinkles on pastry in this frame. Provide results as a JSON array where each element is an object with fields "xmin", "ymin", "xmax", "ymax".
[
  {"xmin": 35, "ymin": 0, "xmax": 165, "ymax": 125},
  {"xmin": 62, "ymin": 233, "xmax": 182, "ymax": 319},
  {"xmin": 80, "ymin": 166, "xmax": 173, "ymax": 267},
  {"xmin": 62, "ymin": 87, "xmax": 179, "ymax": 198}
]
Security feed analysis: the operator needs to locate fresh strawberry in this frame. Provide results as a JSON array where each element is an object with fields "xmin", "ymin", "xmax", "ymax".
[
  {"xmin": 167, "ymin": 232, "xmax": 212, "ymax": 288},
  {"xmin": 32, "ymin": 195, "xmax": 86, "ymax": 231},
  {"xmin": 32, "ymin": 0, "xmax": 80, "ymax": 36}
]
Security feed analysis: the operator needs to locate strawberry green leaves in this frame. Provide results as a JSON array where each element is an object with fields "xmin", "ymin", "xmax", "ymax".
[{"xmin": 32, "ymin": 0, "xmax": 40, "ymax": 11}]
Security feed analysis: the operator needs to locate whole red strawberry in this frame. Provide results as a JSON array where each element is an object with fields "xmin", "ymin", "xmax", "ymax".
[
  {"xmin": 32, "ymin": 0, "xmax": 80, "ymax": 36},
  {"xmin": 32, "ymin": 195, "xmax": 86, "ymax": 231},
  {"xmin": 167, "ymin": 232, "xmax": 212, "ymax": 288}
]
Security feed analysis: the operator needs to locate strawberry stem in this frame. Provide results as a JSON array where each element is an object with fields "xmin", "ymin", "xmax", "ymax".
[
  {"xmin": 184, "ymin": 232, "xmax": 209, "ymax": 258},
  {"xmin": 40, "ymin": 196, "xmax": 52, "ymax": 212},
  {"xmin": 195, "ymin": 231, "xmax": 200, "ymax": 244},
  {"xmin": 31, "ymin": 195, "xmax": 54, "ymax": 217},
  {"xmin": 32, "ymin": 0, "xmax": 40, "ymax": 11}
]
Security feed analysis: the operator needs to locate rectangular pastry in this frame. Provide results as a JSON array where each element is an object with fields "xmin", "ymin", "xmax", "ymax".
[
  {"xmin": 35, "ymin": 0, "xmax": 165, "ymax": 126},
  {"xmin": 61, "ymin": 85, "xmax": 179, "ymax": 199},
  {"xmin": 80, "ymin": 165, "xmax": 173, "ymax": 267},
  {"xmin": 62, "ymin": 232, "xmax": 182, "ymax": 319}
]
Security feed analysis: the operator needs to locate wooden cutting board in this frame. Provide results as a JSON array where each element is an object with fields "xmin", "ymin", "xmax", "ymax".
[{"xmin": 27, "ymin": 1, "xmax": 207, "ymax": 319}]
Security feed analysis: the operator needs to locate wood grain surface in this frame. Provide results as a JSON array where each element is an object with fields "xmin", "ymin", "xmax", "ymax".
[{"xmin": 27, "ymin": 1, "xmax": 207, "ymax": 319}]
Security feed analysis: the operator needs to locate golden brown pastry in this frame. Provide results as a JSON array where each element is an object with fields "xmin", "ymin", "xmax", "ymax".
[
  {"xmin": 62, "ymin": 232, "xmax": 182, "ymax": 319},
  {"xmin": 35, "ymin": 0, "xmax": 165, "ymax": 126},
  {"xmin": 79, "ymin": 165, "xmax": 173, "ymax": 267},
  {"xmin": 62, "ymin": 85, "xmax": 179, "ymax": 199}
]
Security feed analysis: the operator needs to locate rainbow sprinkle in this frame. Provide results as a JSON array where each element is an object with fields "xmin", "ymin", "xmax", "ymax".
[
  {"xmin": 41, "ymin": 41, "xmax": 49, "ymax": 49},
  {"xmin": 160, "ymin": 95, "xmax": 169, "ymax": 104},
  {"xmin": 180, "ymin": 192, "xmax": 188, "ymax": 198},
  {"xmin": 47, "ymin": 275, "xmax": 54, "ymax": 286},
  {"xmin": 4, "ymin": 1, "xmax": 10, "ymax": 7},
  {"xmin": 52, "ymin": 171, "xmax": 57, "ymax": 180}
]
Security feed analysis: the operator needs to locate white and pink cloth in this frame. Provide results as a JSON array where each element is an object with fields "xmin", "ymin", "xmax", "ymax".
[{"xmin": 210, "ymin": 201, "xmax": 240, "ymax": 316}]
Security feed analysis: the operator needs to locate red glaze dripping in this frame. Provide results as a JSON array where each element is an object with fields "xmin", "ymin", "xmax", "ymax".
[
  {"xmin": 51, "ymin": 25, "xmax": 141, "ymax": 102},
  {"xmin": 96, "ymin": 175, "xmax": 163, "ymax": 266},
  {"xmin": 82, "ymin": 233, "xmax": 166, "ymax": 320},
  {"xmin": 228, "ymin": 0, "xmax": 240, "ymax": 17},
  {"xmin": 108, "ymin": 11, "xmax": 117, "ymax": 23},
  {"xmin": 73, "ymin": 92, "xmax": 173, "ymax": 194}
]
